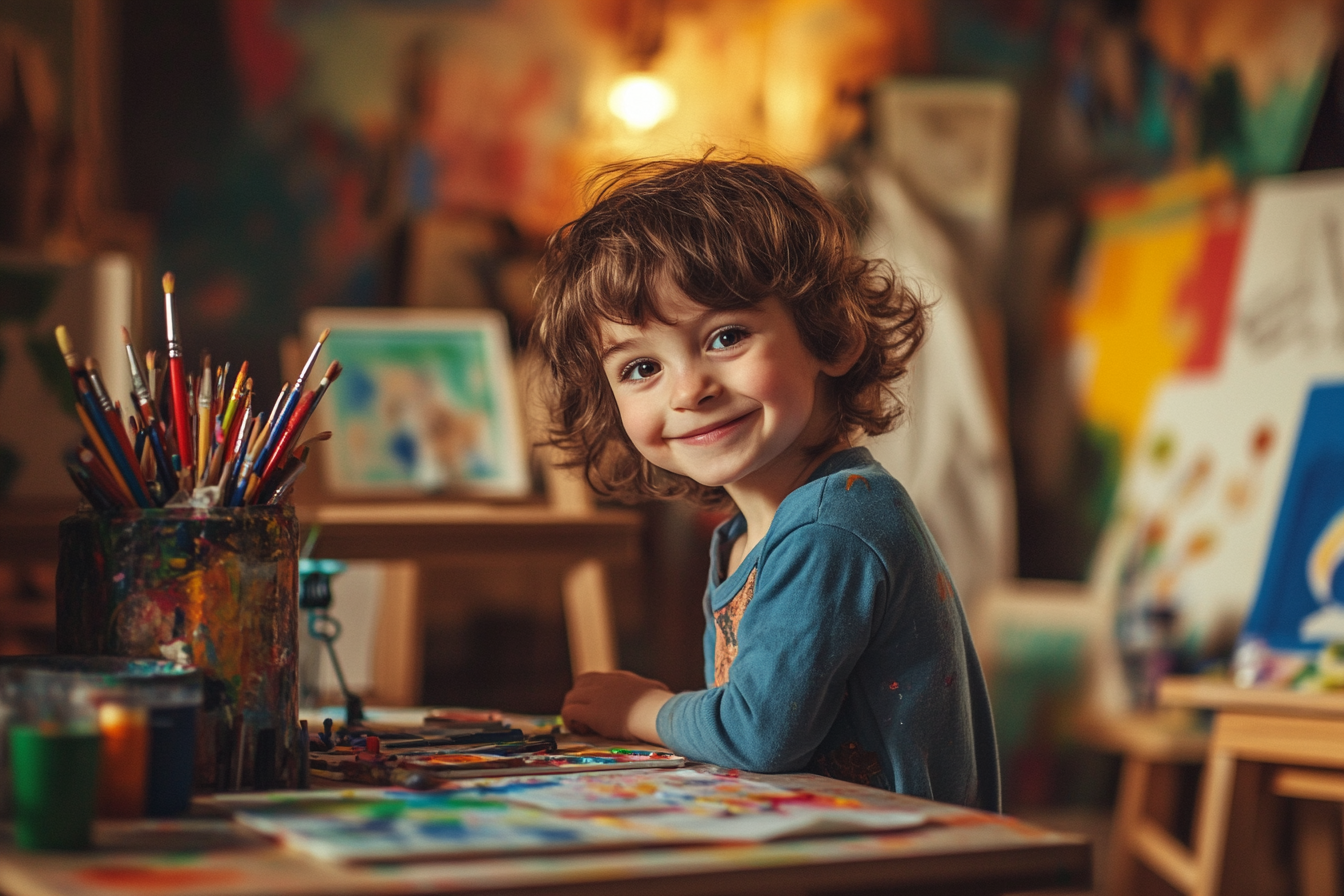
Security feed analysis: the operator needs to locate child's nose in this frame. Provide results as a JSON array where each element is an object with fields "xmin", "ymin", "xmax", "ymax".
[{"xmin": 670, "ymin": 367, "xmax": 720, "ymax": 409}]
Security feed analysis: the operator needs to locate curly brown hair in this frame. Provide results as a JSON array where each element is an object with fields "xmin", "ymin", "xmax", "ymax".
[{"xmin": 530, "ymin": 151, "xmax": 927, "ymax": 508}]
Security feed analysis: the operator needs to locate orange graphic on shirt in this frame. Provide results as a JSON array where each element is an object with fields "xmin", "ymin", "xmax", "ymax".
[{"xmin": 713, "ymin": 568, "xmax": 757, "ymax": 686}]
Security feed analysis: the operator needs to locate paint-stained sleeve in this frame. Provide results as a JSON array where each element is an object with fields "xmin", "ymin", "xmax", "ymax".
[{"xmin": 655, "ymin": 522, "xmax": 892, "ymax": 772}]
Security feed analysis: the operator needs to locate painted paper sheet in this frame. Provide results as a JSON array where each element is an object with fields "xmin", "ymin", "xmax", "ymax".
[{"xmin": 234, "ymin": 768, "xmax": 925, "ymax": 863}]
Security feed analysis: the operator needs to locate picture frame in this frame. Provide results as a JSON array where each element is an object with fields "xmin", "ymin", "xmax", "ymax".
[{"xmin": 301, "ymin": 307, "xmax": 530, "ymax": 499}]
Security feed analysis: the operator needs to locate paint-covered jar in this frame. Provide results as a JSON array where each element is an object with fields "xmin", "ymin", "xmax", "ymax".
[{"xmin": 55, "ymin": 505, "xmax": 300, "ymax": 792}]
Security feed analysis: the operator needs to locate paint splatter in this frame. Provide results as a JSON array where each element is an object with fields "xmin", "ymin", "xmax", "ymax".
[
  {"xmin": 1150, "ymin": 431, "xmax": 1175, "ymax": 465},
  {"xmin": 845, "ymin": 474, "xmax": 869, "ymax": 491},
  {"xmin": 888, "ymin": 681, "xmax": 899, "ymax": 690},
  {"xmin": 77, "ymin": 866, "xmax": 245, "ymax": 889},
  {"xmin": 1252, "ymin": 422, "xmax": 1275, "ymax": 459},
  {"xmin": 935, "ymin": 571, "xmax": 954, "ymax": 602}
]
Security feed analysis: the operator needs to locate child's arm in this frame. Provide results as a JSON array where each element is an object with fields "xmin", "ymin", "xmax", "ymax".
[{"xmin": 562, "ymin": 670, "xmax": 673, "ymax": 743}]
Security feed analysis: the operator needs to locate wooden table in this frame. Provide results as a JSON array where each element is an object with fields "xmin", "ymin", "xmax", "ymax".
[
  {"xmin": 0, "ymin": 769, "xmax": 1089, "ymax": 896},
  {"xmin": 1146, "ymin": 676, "xmax": 1344, "ymax": 896}
]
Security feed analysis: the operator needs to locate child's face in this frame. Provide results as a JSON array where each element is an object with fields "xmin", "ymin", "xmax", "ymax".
[{"xmin": 599, "ymin": 283, "xmax": 847, "ymax": 495}]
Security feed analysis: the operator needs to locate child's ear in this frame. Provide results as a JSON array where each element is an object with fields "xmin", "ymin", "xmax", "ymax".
[{"xmin": 821, "ymin": 332, "xmax": 865, "ymax": 378}]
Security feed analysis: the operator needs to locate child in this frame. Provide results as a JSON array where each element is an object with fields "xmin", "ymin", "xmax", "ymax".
[{"xmin": 532, "ymin": 155, "xmax": 999, "ymax": 809}]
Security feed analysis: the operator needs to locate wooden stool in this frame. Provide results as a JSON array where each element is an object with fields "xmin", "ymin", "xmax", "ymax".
[
  {"xmin": 1272, "ymin": 767, "xmax": 1344, "ymax": 896},
  {"xmin": 1075, "ymin": 711, "xmax": 1209, "ymax": 896}
]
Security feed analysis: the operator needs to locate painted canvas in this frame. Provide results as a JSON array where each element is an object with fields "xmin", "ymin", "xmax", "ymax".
[
  {"xmin": 302, "ymin": 308, "xmax": 528, "ymax": 498},
  {"xmin": 1242, "ymin": 382, "xmax": 1344, "ymax": 652},
  {"xmin": 1101, "ymin": 363, "xmax": 1307, "ymax": 663},
  {"xmin": 233, "ymin": 768, "xmax": 925, "ymax": 863}
]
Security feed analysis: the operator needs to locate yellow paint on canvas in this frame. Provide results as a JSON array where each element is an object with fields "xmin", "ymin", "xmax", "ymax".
[{"xmin": 1069, "ymin": 163, "xmax": 1236, "ymax": 453}]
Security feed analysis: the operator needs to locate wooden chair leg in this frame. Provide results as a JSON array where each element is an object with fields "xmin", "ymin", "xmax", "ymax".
[
  {"xmin": 1293, "ymin": 799, "xmax": 1342, "ymax": 896},
  {"xmin": 370, "ymin": 560, "xmax": 422, "ymax": 706},
  {"xmin": 1111, "ymin": 755, "xmax": 1153, "ymax": 896},
  {"xmin": 562, "ymin": 558, "xmax": 617, "ymax": 676}
]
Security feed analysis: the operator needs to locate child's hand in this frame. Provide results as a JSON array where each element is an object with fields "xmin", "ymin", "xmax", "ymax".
[{"xmin": 562, "ymin": 670, "xmax": 674, "ymax": 743}]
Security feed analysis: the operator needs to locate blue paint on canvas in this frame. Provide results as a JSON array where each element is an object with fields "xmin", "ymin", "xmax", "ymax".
[{"xmin": 1243, "ymin": 381, "xmax": 1344, "ymax": 651}]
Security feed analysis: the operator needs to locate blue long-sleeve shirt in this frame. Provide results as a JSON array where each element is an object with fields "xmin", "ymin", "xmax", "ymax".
[{"xmin": 656, "ymin": 448, "xmax": 1000, "ymax": 810}]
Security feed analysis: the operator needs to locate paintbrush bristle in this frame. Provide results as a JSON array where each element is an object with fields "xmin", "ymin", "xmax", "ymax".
[
  {"xmin": 55, "ymin": 326, "xmax": 74, "ymax": 357},
  {"xmin": 120, "ymin": 325, "xmax": 133, "ymax": 345},
  {"xmin": 85, "ymin": 356, "xmax": 100, "ymax": 374},
  {"xmin": 317, "ymin": 327, "xmax": 331, "ymax": 343},
  {"xmin": 323, "ymin": 360, "xmax": 342, "ymax": 381},
  {"xmin": 162, "ymin": 272, "xmax": 175, "ymax": 293}
]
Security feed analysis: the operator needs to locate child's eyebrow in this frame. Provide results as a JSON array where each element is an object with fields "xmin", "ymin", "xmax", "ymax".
[{"xmin": 599, "ymin": 339, "xmax": 635, "ymax": 362}]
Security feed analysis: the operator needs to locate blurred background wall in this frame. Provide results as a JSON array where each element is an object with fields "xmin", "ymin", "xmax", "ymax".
[{"xmin": 2, "ymin": 0, "xmax": 1342, "ymax": 830}]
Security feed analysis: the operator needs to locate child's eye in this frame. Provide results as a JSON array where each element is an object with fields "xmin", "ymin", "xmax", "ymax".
[
  {"xmin": 709, "ymin": 326, "xmax": 749, "ymax": 351},
  {"xmin": 620, "ymin": 359, "xmax": 661, "ymax": 382}
]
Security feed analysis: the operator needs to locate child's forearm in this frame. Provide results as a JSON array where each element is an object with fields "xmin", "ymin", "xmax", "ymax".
[{"xmin": 627, "ymin": 689, "xmax": 673, "ymax": 745}]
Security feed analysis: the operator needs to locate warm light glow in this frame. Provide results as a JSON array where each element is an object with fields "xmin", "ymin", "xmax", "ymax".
[{"xmin": 608, "ymin": 74, "xmax": 677, "ymax": 131}]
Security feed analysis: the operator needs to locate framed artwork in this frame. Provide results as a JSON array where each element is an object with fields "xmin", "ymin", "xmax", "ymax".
[{"xmin": 301, "ymin": 308, "xmax": 529, "ymax": 499}]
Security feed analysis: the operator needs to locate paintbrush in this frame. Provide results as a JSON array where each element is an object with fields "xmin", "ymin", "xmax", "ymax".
[
  {"xmin": 196, "ymin": 353, "xmax": 213, "ymax": 484},
  {"xmin": 258, "ymin": 361, "xmax": 342, "ymax": 489},
  {"xmin": 252, "ymin": 329, "xmax": 328, "ymax": 484},
  {"xmin": 214, "ymin": 388, "xmax": 252, "ymax": 490},
  {"xmin": 220, "ymin": 361, "xmax": 248, "ymax": 441},
  {"xmin": 121, "ymin": 327, "xmax": 178, "ymax": 495},
  {"xmin": 74, "ymin": 379, "xmax": 147, "ymax": 507},
  {"xmin": 86, "ymin": 358, "xmax": 153, "ymax": 505},
  {"xmin": 53, "ymin": 326, "xmax": 88, "ymax": 388},
  {"xmin": 231, "ymin": 396, "xmax": 281, "ymax": 506},
  {"xmin": 206, "ymin": 382, "xmax": 247, "ymax": 488},
  {"xmin": 163, "ymin": 272, "xmax": 194, "ymax": 479},
  {"xmin": 77, "ymin": 446, "xmax": 125, "ymax": 502},
  {"xmin": 67, "ymin": 462, "xmax": 114, "ymax": 510},
  {"xmin": 222, "ymin": 411, "xmax": 256, "ymax": 504}
]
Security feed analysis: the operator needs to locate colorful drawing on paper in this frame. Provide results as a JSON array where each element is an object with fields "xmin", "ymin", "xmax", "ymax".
[
  {"xmin": 305, "ymin": 308, "xmax": 528, "ymax": 498},
  {"xmin": 233, "ymin": 768, "xmax": 926, "ymax": 863},
  {"xmin": 1243, "ymin": 382, "xmax": 1344, "ymax": 651}
]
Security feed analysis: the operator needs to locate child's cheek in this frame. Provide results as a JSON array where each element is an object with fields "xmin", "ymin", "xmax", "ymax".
[{"xmin": 616, "ymin": 398, "xmax": 664, "ymax": 460}]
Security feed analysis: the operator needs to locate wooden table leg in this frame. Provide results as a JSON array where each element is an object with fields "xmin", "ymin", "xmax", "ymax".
[
  {"xmin": 1191, "ymin": 741, "xmax": 1239, "ymax": 896},
  {"xmin": 562, "ymin": 558, "xmax": 617, "ymax": 675}
]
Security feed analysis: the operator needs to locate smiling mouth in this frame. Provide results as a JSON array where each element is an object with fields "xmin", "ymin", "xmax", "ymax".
[{"xmin": 671, "ymin": 411, "xmax": 754, "ymax": 444}]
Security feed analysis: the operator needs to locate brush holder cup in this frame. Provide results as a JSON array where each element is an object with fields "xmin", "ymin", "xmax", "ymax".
[{"xmin": 55, "ymin": 505, "xmax": 301, "ymax": 792}]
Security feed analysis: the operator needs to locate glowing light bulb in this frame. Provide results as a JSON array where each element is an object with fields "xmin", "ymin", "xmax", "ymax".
[{"xmin": 608, "ymin": 73, "xmax": 677, "ymax": 132}]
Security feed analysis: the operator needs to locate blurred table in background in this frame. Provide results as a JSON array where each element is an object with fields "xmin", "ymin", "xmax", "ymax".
[{"xmin": 0, "ymin": 498, "xmax": 643, "ymax": 704}]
